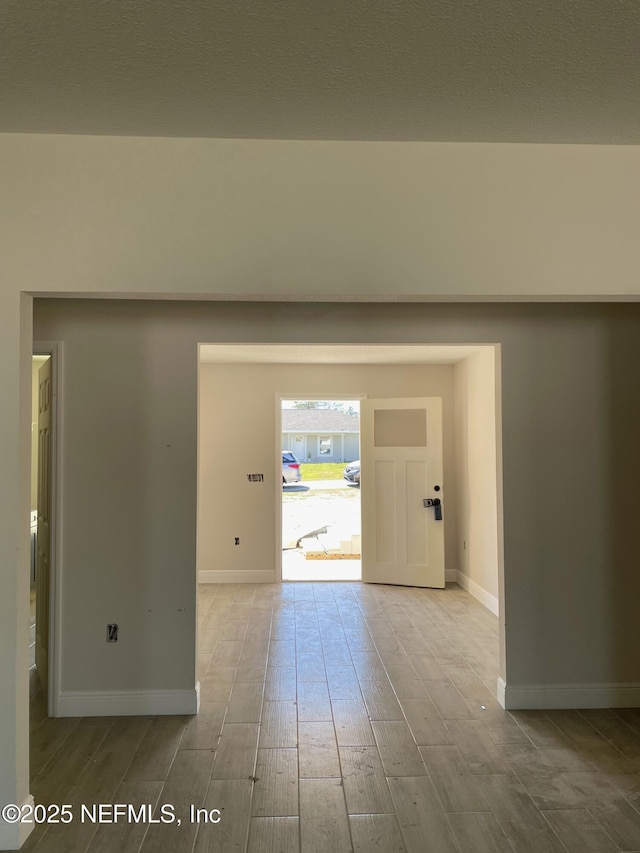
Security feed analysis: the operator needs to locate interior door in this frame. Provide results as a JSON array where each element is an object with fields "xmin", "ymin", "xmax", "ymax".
[
  {"xmin": 361, "ymin": 397, "xmax": 444, "ymax": 588},
  {"xmin": 35, "ymin": 358, "xmax": 52, "ymax": 693}
]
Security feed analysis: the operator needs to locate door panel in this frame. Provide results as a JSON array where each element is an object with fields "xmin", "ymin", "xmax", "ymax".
[
  {"xmin": 374, "ymin": 460, "xmax": 397, "ymax": 563},
  {"xmin": 361, "ymin": 397, "xmax": 444, "ymax": 588},
  {"xmin": 406, "ymin": 461, "xmax": 428, "ymax": 565},
  {"xmin": 35, "ymin": 358, "xmax": 52, "ymax": 693}
]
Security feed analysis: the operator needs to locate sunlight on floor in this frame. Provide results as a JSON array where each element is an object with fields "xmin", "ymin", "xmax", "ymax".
[{"xmin": 282, "ymin": 549, "xmax": 361, "ymax": 581}]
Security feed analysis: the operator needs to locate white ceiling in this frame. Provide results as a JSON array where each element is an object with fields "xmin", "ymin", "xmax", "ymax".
[
  {"xmin": 199, "ymin": 344, "xmax": 485, "ymax": 365},
  {"xmin": 1, "ymin": 1, "xmax": 639, "ymax": 143}
]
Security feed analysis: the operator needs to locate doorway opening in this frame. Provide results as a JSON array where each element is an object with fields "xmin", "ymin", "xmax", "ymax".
[
  {"xmin": 31, "ymin": 343, "xmax": 61, "ymax": 717},
  {"xmin": 30, "ymin": 356, "xmax": 50, "ymax": 676},
  {"xmin": 197, "ymin": 342, "xmax": 503, "ymax": 627},
  {"xmin": 280, "ymin": 398, "xmax": 362, "ymax": 581}
]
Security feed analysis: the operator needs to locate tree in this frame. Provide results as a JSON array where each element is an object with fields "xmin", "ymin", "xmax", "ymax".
[{"xmin": 292, "ymin": 401, "xmax": 358, "ymax": 414}]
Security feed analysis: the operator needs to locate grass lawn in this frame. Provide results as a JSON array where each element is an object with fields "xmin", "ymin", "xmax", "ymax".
[{"xmin": 300, "ymin": 462, "xmax": 349, "ymax": 481}]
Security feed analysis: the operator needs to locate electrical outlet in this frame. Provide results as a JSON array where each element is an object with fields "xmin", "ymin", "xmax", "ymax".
[{"xmin": 106, "ymin": 623, "xmax": 118, "ymax": 643}]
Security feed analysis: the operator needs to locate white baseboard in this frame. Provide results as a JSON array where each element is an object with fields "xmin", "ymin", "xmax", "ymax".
[
  {"xmin": 445, "ymin": 569, "xmax": 457, "ymax": 583},
  {"xmin": 0, "ymin": 794, "xmax": 34, "ymax": 849},
  {"xmin": 55, "ymin": 683, "xmax": 200, "ymax": 717},
  {"xmin": 498, "ymin": 677, "xmax": 640, "ymax": 710},
  {"xmin": 454, "ymin": 571, "xmax": 499, "ymax": 616},
  {"xmin": 199, "ymin": 570, "xmax": 276, "ymax": 584}
]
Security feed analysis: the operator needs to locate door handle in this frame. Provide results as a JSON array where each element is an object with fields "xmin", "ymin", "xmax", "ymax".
[{"xmin": 423, "ymin": 497, "xmax": 443, "ymax": 520}]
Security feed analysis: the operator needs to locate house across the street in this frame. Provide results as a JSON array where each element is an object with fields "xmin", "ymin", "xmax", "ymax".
[{"xmin": 282, "ymin": 408, "xmax": 359, "ymax": 463}]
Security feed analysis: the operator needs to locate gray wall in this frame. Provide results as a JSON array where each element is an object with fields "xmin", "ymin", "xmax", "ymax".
[{"xmin": 34, "ymin": 298, "xmax": 640, "ymax": 698}]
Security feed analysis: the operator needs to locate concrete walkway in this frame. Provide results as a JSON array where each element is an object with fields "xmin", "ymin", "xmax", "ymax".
[
  {"xmin": 283, "ymin": 479, "xmax": 359, "ymax": 491},
  {"xmin": 282, "ymin": 480, "xmax": 361, "ymax": 550}
]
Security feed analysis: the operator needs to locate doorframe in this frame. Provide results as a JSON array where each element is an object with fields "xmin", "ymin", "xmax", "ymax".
[
  {"xmin": 276, "ymin": 392, "xmax": 366, "ymax": 582},
  {"xmin": 198, "ymin": 343, "xmax": 504, "ymax": 699},
  {"xmin": 32, "ymin": 341, "xmax": 63, "ymax": 717}
]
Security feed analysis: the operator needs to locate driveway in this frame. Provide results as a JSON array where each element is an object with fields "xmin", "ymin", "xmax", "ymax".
[
  {"xmin": 283, "ymin": 479, "xmax": 359, "ymax": 491},
  {"xmin": 282, "ymin": 480, "xmax": 360, "ymax": 548}
]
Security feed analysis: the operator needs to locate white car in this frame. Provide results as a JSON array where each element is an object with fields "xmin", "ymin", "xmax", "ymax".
[{"xmin": 282, "ymin": 451, "xmax": 302, "ymax": 484}]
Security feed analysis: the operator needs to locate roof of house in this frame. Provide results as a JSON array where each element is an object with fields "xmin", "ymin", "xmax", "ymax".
[{"xmin": 282, "ymin": 408, "xmax": 360, "ymax": 434}]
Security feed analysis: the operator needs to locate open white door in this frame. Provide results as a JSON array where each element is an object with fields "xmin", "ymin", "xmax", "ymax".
[
  {"xmin": 35, "ymin": 359, "xmax": 52, "ymax": 693},
  {"xmin": 361, "ymin": 397, "xmax": 445, "ymax": 588}
]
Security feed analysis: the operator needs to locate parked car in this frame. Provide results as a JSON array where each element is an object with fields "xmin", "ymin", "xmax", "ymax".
[
  {"xmin": 282, "ymin": 451, "xmax": 302, "ymax": 484},
  {"xmin": 343, "ymin": 460, "xmax": 360, "ymax": 485}
]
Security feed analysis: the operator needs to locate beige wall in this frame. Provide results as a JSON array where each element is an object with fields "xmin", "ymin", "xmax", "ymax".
[
  {"xmin": 199, "ymin": 363, "xmax": 456, "ymax": 580},
  {"xmin": 3, "ymin": 135, "xmax": 640, "ymax": 301},
  {"xmin": 454, "ymin": 349, "xmax": 500, "ymax": 608}
]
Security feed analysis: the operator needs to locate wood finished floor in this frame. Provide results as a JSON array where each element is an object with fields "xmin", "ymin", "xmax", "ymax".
[{"xmin": 25, "ymin": 582, "xmax": 640, "ymax": 853}]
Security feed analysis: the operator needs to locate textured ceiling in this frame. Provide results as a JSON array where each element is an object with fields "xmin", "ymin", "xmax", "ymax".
[{"xmin": 1, "ymin": 1, "xmax": 639, "ymax": 142}]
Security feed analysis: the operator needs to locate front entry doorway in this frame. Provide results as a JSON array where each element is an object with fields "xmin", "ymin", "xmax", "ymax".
[
  {"xmin": 281, "ymin": 398, "xmax": 362, "ymax": 581},
  {"xmin": 279, "ymin": 395, "xmax": 446, "ymax": 588}
]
